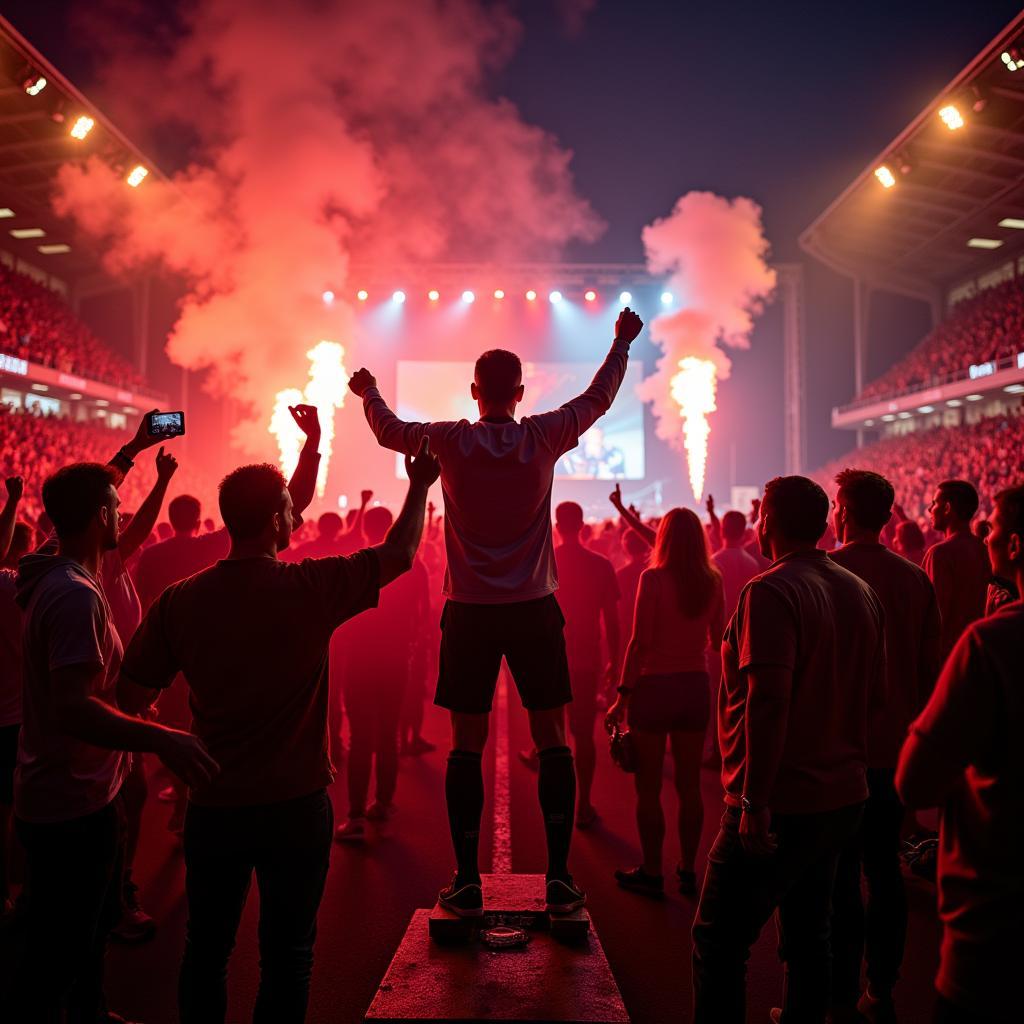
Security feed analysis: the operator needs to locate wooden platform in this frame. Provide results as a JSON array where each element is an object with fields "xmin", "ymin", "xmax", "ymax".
[{"xmin": 365, "ymin": 875, "xmax": 629, "ymax": 1023}]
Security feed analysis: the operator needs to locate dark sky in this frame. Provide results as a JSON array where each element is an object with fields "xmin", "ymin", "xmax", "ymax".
[{"xmin": 4, "ymin": 0, "xmax": 1022, "ymax": 494}]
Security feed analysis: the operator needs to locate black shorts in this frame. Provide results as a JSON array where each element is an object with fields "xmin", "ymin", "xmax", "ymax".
[
  {"xmin": 0, "ymin": 723, "xmax": 19, "ymax": 805},
  {"xmin": 628, "ymin": 671, "xmax": 710, "ymax": 733},
  {"xmin": 435, "ymin": 595, "xmax": 572, "ymax": 714}
]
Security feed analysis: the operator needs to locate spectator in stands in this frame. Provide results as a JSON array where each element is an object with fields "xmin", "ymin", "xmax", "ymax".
[
  {"xmin": 896, "ymin": 483, "xmax": 1024, "ymax": 1024},
  {"xmin": 606, "ymin": 508, "xmax": 723, "ymax": 898},
  {"xmin": 334, "ymin": 505, "xmax": 431, "ymax": 842},
  {"xmin": 692, "ymin": 475, "xmax": 885, "ymax": 1024},
  {"xmin": 118, "ymin": 432, "xmax": 438, "ymax": 1023},
  {"xmin": 924, "ymin": 480, "xmax": 991, "ymax": 661},
  {"xmin": 11, "ymin": 461, "xmax": 217, "ymax": 1023},
  {"xmin": 828, "ymin": 469, "xmax": 942, "ymax": 1024}
]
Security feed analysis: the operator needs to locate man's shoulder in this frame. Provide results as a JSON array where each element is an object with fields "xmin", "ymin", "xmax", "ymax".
[{"xmin": 971, "ymin": 600, "xmax": 1024, "ymax": 643}]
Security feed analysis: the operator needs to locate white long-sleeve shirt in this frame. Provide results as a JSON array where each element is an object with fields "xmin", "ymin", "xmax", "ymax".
[{"xmin": 362, "ymin": 338, "xmax": 633, "ymax": 604}]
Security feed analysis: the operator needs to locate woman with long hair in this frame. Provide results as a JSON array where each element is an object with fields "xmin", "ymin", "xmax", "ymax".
[{"xmin": 606, "ymin": 506, "xmax": 724, "ymax": 897}]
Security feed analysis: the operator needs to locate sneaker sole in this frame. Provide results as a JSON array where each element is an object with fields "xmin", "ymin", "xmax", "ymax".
[
  {"xmin": 546, "ymin": 898, "xmax": 586, "ymax": 914},
  {"xmin": 438, "ymin": 897, "xmax": 484, "ymax": 918}
]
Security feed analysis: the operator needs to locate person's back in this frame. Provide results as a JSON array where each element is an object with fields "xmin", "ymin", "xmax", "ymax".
[
  {"xmin": 713, "ymin": 511, "xmax": 761, "ymax": 620},
  {"xmin": 636, "ymin": 566, "xmax": 722, "ymax": 676},
  {"xmin": 924, "ymin": 531, "xmax": 989, "ymax": 658},
  {"xmin": 554, "ymin": 538, "xmax": 618, "ymax": 673},
  {"xmin": 830, "ymin": 541, "xmax": 940, "ymax": 767}
]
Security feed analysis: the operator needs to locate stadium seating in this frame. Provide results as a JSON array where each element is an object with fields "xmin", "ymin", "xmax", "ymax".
[
  {"xmin": 0, "ymin": 265, "xmax": 146, "ymax": 389},
  {"xmin": 858, "ymin": 277, "xmax": 1024, "ymax": 402},
  {"xmin": 817, "ymin": 408, "xmax": 1024, "ymax": 521}
]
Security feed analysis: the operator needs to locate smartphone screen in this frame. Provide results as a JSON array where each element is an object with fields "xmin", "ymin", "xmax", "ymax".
[{"xmin": 146, "ymin": 411, "xmax": 186, "ymax": 438}]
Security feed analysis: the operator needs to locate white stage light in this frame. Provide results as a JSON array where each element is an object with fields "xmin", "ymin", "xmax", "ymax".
[
  {"xmin": 660, "ymin": 291, "xmax": 673, "ymax": 305},
  {"xmin": 392, "ymin": 290, "xmax": 406, "ymax": 304},
  {"xmin": 462, "ymin": 290, "xmax": 476, "ymax": 303},
  {"xmin": 584, "ymin": 290, "xmax": 597, "ymax": 302},
  {"xmin": 619, "ymin": 291, "xmax": 632, "ymax": 304},
  {"xmin": 322, "ymin": 290, "xmax": 334, "ymax": 304},
  {"xmin": 493, "ymin": 289, "xmax": 505, "ymax": 299},
  {"xmin": 428, "ymin": 289, "xmax": 440, "ymax": 301},
  {"xmin": 549, "ymin": 290, "xmax": 562, "ymax": 303},
  {"xmin": 525, "ymin": 290, "xmax": 537, "ymax": 301},
  {"xmin": 356, "ymin": 289, "xmax": 368, "ymax": 301}
]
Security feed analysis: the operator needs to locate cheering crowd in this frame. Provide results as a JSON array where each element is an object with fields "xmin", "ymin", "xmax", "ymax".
[
  {"xmin": 0, "ymin": 306, "xmax": 1020, "ymax": 1024},
  {"xmin": 858, "ymin": 276, "xmax": 1024, "ymax": 401},
  {"xmin": 0, "ymin": 267, "xmax": 147, "ymax": 392}
]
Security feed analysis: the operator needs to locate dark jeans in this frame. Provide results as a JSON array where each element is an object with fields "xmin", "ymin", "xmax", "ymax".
[
  {"xmin": 179, "ymin": 788, "xmax": 334, "ymax": 1024},
  {"xmin": 692, "ymin": 801, "xmax": 864, "ymax": 1024},
  {"xmin": 13, "ymin": 798, "xmax": 125, "ymax": 1023},
  {"xmin": 832, "ymin": 768, "xmax": 907, "ymax": 1004},
  {"xmin": 342, "ymin": 665, "xmax": 406, "ymax": 816}
]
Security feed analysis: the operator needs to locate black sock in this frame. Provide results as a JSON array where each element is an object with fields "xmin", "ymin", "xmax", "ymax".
[
  {"xmin": 538, "ymin": 745, "xmax": 576, "ymax": 883},
  {"xmin": 445, "ymin": 749, "xmax": 484, "ymax": 886}
]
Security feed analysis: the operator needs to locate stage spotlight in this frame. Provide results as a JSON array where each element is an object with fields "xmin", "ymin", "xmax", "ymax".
[
  {"xmin": 23, "ymin": 75, "xmax": 46, "ymax": 96},
  {"xmin": 462, "ymin": 290, "xmax": 476, "ymax": 303},
  {"xmin": 392, "ymin": 290, "xmax": 406, "ymax": 304},
  {"xmin": 428, "ymin": 289, "xmax": 440, "ymax": 301},
  {"xmin": 619, "ymin": 290, "xmax": 632, "ymax": 304},
  {"xmin": 874, "ymin": 165, "xmax": 896, "ymax": 189},
  {"xmin": 356, "ymin": 289, "xmax": 369, "ymax": 302},
  {"xmin": 660, "ymin": 291, "xmax": 673, "ymax": 305},
  {"xmin": 322, "ymin": 290, "xmax": 334, "ymax": 305},
  {"xmin": 493, "ymin": 289, "xmax": 505, "ymax": 299},
  {"xmin": 584, "ymin": 289, "xmax": 597, "ymax": 302},
  {"xmin": 126, "ymin": 165, "xmax": 149, "ymax": 188},
  {"xmin": 525, "ymin": 289, "xmax": 537, "ymax": 301},
  {"xmin": 69, "ymin": 115, "xmax": 94, "ymax": 140},
  {"xmin": 1001, "ymin": 49, "xmax": 1024, "ymax": 71},
  {"xmin": 549, "ymin": 290, "xmax": 563, "ymax": 303},
  {"xmin": 939, "ymin": 104, "xmax": 964, "ymax": 131}
]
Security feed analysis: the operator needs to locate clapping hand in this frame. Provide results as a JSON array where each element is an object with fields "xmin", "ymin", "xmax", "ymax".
[
  {"xmin": 288, "ymin": 404, "xmax": 321, "ymax": 445},
  {"xmin": 155, "ymin": 447, "xmax": 178, "ymax": 482},
  {"xmin": 614, "ymin": 308, "xmax": 644, "ymax": 344},
  {"xmin": 405, "ymin": 436, "xmax": 440, "ymax": 489},
  {"xmin": 4, "ymin": 476, "xmax": 23, "ymax": 503},
  {"xmin": 348, "ymin": 368, "xmax": 377, "ymax": 398}
]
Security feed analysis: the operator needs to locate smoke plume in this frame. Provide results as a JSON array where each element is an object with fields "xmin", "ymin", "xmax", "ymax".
[
  {"xmin": 52, "ymin": 0, "xmax": 603, "ymax": 457},
  {"xmin": 637, "ymin": 191, "xmax": 775, "ymax": 500}
]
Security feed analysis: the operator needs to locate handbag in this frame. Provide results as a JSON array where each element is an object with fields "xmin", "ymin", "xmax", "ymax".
[{"xmin": 608, "ymin": 723, "xmax": 637, "ymax": 774}]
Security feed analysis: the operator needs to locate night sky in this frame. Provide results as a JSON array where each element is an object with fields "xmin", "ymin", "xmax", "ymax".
[{"xmin": 4, "ymin": 0, "xmax": 1021, "ymax": 494}]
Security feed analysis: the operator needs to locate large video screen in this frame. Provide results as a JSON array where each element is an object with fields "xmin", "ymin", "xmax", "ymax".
[{"xmin": 395, "ymin": 360, "xmax": 645, "ymax": 479}]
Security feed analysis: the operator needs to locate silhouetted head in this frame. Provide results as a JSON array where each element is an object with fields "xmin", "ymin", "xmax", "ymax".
[
  {"xmin": 832, "ymin": 468, "xmax": 894, "ymax": 543},
  {"xmin": 168, "ymin": 494, "xmax": 202, "ymax": 535},
  {"xmin": 157, "ymin": 522, "xmax": 173, "ymax": 541},
  {"xmin": 652, "ymin": 507, "xmax": 720, "ymax": 617},
  {"xmin": 622, "ymin": 528, "xmax": 648, "ymax": 561},
  {"xmin": 721, "ymin": 510, "xmax": 747, "ymax": 545},
  {"xmin": 363, "ymin": 506, "xmax": 394, "ymax": 544},
  {"xmin": 985, "ymin": 485, "xmax": 1024, "ymax": 582},
  {"xmin": 555, "ymin": 501, "xmax": 584, "ymax": 543},
  {"xmin": 973, "ymin": 518, "xmax": 992, "ymax": 541},
  {"xmin": 317, "ymin": 512, "xmax": 343, "ymax": 540},
  {"xmin": 42, "ymin": 462, "xmax": 120, "ymax": 551},
  {"xmin": 929, "ymin": 479, "xmax": 979, "ymax": 532},
  {"xmin": 894, "ymin": 520, "xmax": 925, "ymax": 562},
  {"xmin": 472, "ymin": 349, "xmax": 524, "ymax": 414},
  {"xmin": 758, "ymin": 475, "xmax": 829, "ymax": 559},
  {"xmin": 219, "ymin": 463, "xmax": 294, "ymax": 552}
]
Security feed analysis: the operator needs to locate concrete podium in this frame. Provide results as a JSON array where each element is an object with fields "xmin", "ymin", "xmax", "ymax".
[{"xmin": 365, "ymin": 874, "xmax": 629, "ymax": 1022}]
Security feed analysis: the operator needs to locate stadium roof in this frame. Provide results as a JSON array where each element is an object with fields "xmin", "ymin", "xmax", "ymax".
[
  {"xmin": 0, "ymin": 15, "xmax": 166, "ymax": 284},
  {"xmin": 801, "ymin": 10, "xmax": 1024, "ymax": 303}
]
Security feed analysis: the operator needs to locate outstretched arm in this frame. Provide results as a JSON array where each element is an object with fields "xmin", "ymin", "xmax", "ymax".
[
  {"xmin": 349, "ymin": 369, "xmax": 429, "ymax": 456},
  {"xmin": 118, "ymin": 448, "xmax": 178, "ymax": 561},
  {"xmin": 609, "ymin": 484, "xmax": 656, "ymax": 546},
  {"xmin": 285, "ymin": 404, "xmax": 322, "ymax": 518}
]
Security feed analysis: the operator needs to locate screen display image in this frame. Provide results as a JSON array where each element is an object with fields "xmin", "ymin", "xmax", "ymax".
[
  {"xmin": 395, "ymin": 361, "xmax": 645, "ymax": 480},
  {"xmin": 147, "ymin": 411, "xmax": 186, "ymax": 438}
]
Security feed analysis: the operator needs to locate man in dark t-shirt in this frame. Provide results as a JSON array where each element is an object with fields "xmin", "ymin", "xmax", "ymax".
[
  {"xmin": 119, "ymin": 431, "xmax": 439, "ymax": 1024},
  {"xmin": 553, "ymin": 501, "xmax": 619, "ymax": 827}
]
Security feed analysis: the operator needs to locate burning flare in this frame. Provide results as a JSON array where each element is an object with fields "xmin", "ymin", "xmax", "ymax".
[
  {"xmin": 270, "ymin": 340, "xmax": 347, "ymax": 497},
  {"xmin": 670, "ymin": 357, "xmax": 718, "ymax": 503}
]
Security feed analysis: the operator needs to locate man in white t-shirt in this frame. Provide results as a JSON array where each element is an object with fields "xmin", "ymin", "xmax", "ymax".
[{"xmin": 349, "ymin": 307, "xmax": 643, "ymax": 917}]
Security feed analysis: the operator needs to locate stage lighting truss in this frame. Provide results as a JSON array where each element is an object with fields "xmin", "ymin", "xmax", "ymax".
[
  {"xmin": 348, "ymin": 285, "xmax": 664, "ymax": 307},
  {"xmin": 1001, "ymin": 49, "xmax": 1024, "ymax": 72}
]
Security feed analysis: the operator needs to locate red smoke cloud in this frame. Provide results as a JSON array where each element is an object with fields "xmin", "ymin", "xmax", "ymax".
[
  {"xmin": 53, "ymin": 0, "xmax": 603, "ymax": 453},
  {"xmin": 637, "ymin": 191, "xmax": 776, "ymax": 452}
]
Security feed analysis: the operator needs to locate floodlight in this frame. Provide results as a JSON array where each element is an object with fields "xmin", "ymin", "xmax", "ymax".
[
  {"xmin": 967, "ymin": 238, "xmax": 1003, "ymax": 249},
  {"xmin": 23, "ymin": 75, "xmax": 46, "ymax": 96},
  {"xmin": 874, "ymin": 165, "xmax": 896, "ymax": 189},
  {"xmin": 69, "ymin": 116, "xmax": 94, "ymax": 140},
  {"xmin": 126, "ymin": 165, "xmax": 149, "ymax": 188},
  {"xmin": 939, "ymin": 105, "xmax": 964, "ymax": 131}
]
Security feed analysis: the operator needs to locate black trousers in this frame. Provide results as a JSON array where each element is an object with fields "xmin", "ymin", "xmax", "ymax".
[
  {"xmin": 179, "ymin": 788, "xmax": 334, "ymax": 1024},
  {"xmin": 831, "ymin": 768, "xmax": 907, "ymax": 1004},
  {"xmin": 692, "ymin": 801, "xmax": 864, "ymax": 1024},
  {"xmin": 13, "ymin": 798, "xmax": 125, "ymax": 1023}
]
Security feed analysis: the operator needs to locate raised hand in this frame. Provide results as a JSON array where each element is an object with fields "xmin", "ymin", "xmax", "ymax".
[
  {"xmin": 155, "ymin": 447, "xmax": 178, "ymax": 482},
  {"xmin": 405, "ymin": 435, "xmax": 440, "ymax": 489},
  {"xmin": 360, "ymin": 489, "xmax": 374, "ymax": 507},
  {"xmin": 4, "ymin": 476, "xmax": 23, "ymax": 503},
  {"xmin": 614, "ymin": 307, "xmax": 644, "ymax": 344},
  {"xmin": 126, "ymin": 409, "xmax": 164, "ymax": 456},
  {"xmin": 706, "ymin": 494, "xmax": 715, "ymax": 515},
  {"xmin": 288, "ymin": 403, "xmax": 321, "ymax": 444},
  {"xmin": 348, "ymin": 368, "xmax": 377, "ymax": 398},
  {"xmin": 609, "ymin": 483, "xmax": 624, "ymax": 509}
]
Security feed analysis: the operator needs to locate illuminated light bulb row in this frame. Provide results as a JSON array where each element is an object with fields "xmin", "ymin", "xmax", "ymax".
[{"xmin": 343, "ymin": 288, "xmax": 672, "ymax": 305}]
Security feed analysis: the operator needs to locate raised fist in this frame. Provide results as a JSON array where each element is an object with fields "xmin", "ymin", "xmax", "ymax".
[
  {"xmin": 348, "ymin": 368, "xmax": 377, "ymax": 398},
  {"xmin": 360, "ymin": 489, "xmax": 373, "ymax": 506},
  {"xmin": 614, "ymin": 308, "xmax": 644, "ymax": 344},
  {"xmin": 4, "ymin": 476, "xmax": 23, "ymax": 503},
  {"xmin": 288, "ymin": 404, "xmax": 321, "ymax": 443}
]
